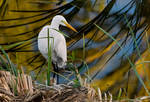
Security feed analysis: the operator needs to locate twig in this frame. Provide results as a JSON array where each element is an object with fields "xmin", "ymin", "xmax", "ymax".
[
  {"xmin": 25, "ymin": 91, "xmax": 42, "ymax": 102},
  {"xmin": 0, "ymin": 87, "xmax": 14, "ymax": 97}
]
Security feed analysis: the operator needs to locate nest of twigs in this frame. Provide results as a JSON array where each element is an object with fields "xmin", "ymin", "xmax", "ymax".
[
  {"xmin": 1, "ymin": 71, "xmax": 150, "ymax": 102},
  {"xmin": 0, "ymin": 70, "xmax": 113, "ymax": 102}
]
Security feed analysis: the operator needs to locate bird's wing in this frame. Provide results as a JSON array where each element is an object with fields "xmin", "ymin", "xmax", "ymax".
[{"xmin": 54, "ymin": 36, "xmax": 67, "ymax": 67}]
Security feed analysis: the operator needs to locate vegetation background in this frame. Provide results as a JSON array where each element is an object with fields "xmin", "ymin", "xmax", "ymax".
[{"xmin": 0, "ymin": 0, "xmax": 150, "ymax": 99}]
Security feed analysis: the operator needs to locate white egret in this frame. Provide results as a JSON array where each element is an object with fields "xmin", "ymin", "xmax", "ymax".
[{"xmin": 38, "ymin": 15, "xmax": 77, "ymax": 83}]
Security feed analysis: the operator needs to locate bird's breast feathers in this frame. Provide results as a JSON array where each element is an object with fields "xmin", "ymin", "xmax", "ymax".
[{"xmin": 38, "ymin": 26, "xmax": 67, "ymax": 64}]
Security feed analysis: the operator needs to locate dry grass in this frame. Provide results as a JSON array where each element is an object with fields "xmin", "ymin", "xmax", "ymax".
[
  {"xmin": 0, "ymin": 70, "xmax": 33, "ymax": 101},
  {"xmin": 75, "ymin": 68, "xmax": 113, "ymax": 102},
  {"xmin": 0, "ymin": 70, "xmax": 112, "ymax": 102},
  {"xmin": 0, "ymin": 70, "xmax": 149, "ymax": 102}
]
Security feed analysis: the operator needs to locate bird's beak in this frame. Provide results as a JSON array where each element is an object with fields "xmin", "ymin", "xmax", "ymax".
[{"xmin": 63, "ymin": 21, "xmax": 78, "ymax": 32}]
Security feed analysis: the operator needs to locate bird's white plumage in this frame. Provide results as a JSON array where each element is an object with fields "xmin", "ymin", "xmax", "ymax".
[{"xmin": 38, "ymin": 15, "xmax": 67, "ymax": 68}]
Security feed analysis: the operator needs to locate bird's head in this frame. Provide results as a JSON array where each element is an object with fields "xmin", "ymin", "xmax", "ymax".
[{"xmin": 52, "ymin": 15, "xmax": 77, "ymax": 32}]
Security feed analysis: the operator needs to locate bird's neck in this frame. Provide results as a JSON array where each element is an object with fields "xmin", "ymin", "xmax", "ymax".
[{"xmin": 50, "ymin": 21, "xmax": 60, "ymax": 30}]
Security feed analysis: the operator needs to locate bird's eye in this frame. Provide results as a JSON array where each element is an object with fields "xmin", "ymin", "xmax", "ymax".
[{"xmin": 61, "ymin": 20, "xmax": 64, "ymax": 23}]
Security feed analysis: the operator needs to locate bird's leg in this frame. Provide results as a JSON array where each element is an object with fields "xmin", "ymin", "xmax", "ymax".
[
  {"xmin": 52, "ymin": 62, "xmax": 59, "ymax": 84},
  {"xmin": 52, "ymin": 62, "xmax": 57, "ymax": 84},
  {"xmin": 56, "ymin": 64, "xmax": 59, "ymax": 84},
  {"xmin": 52, "ymin": 62, "xmax": 56, "ymax": 78}
]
